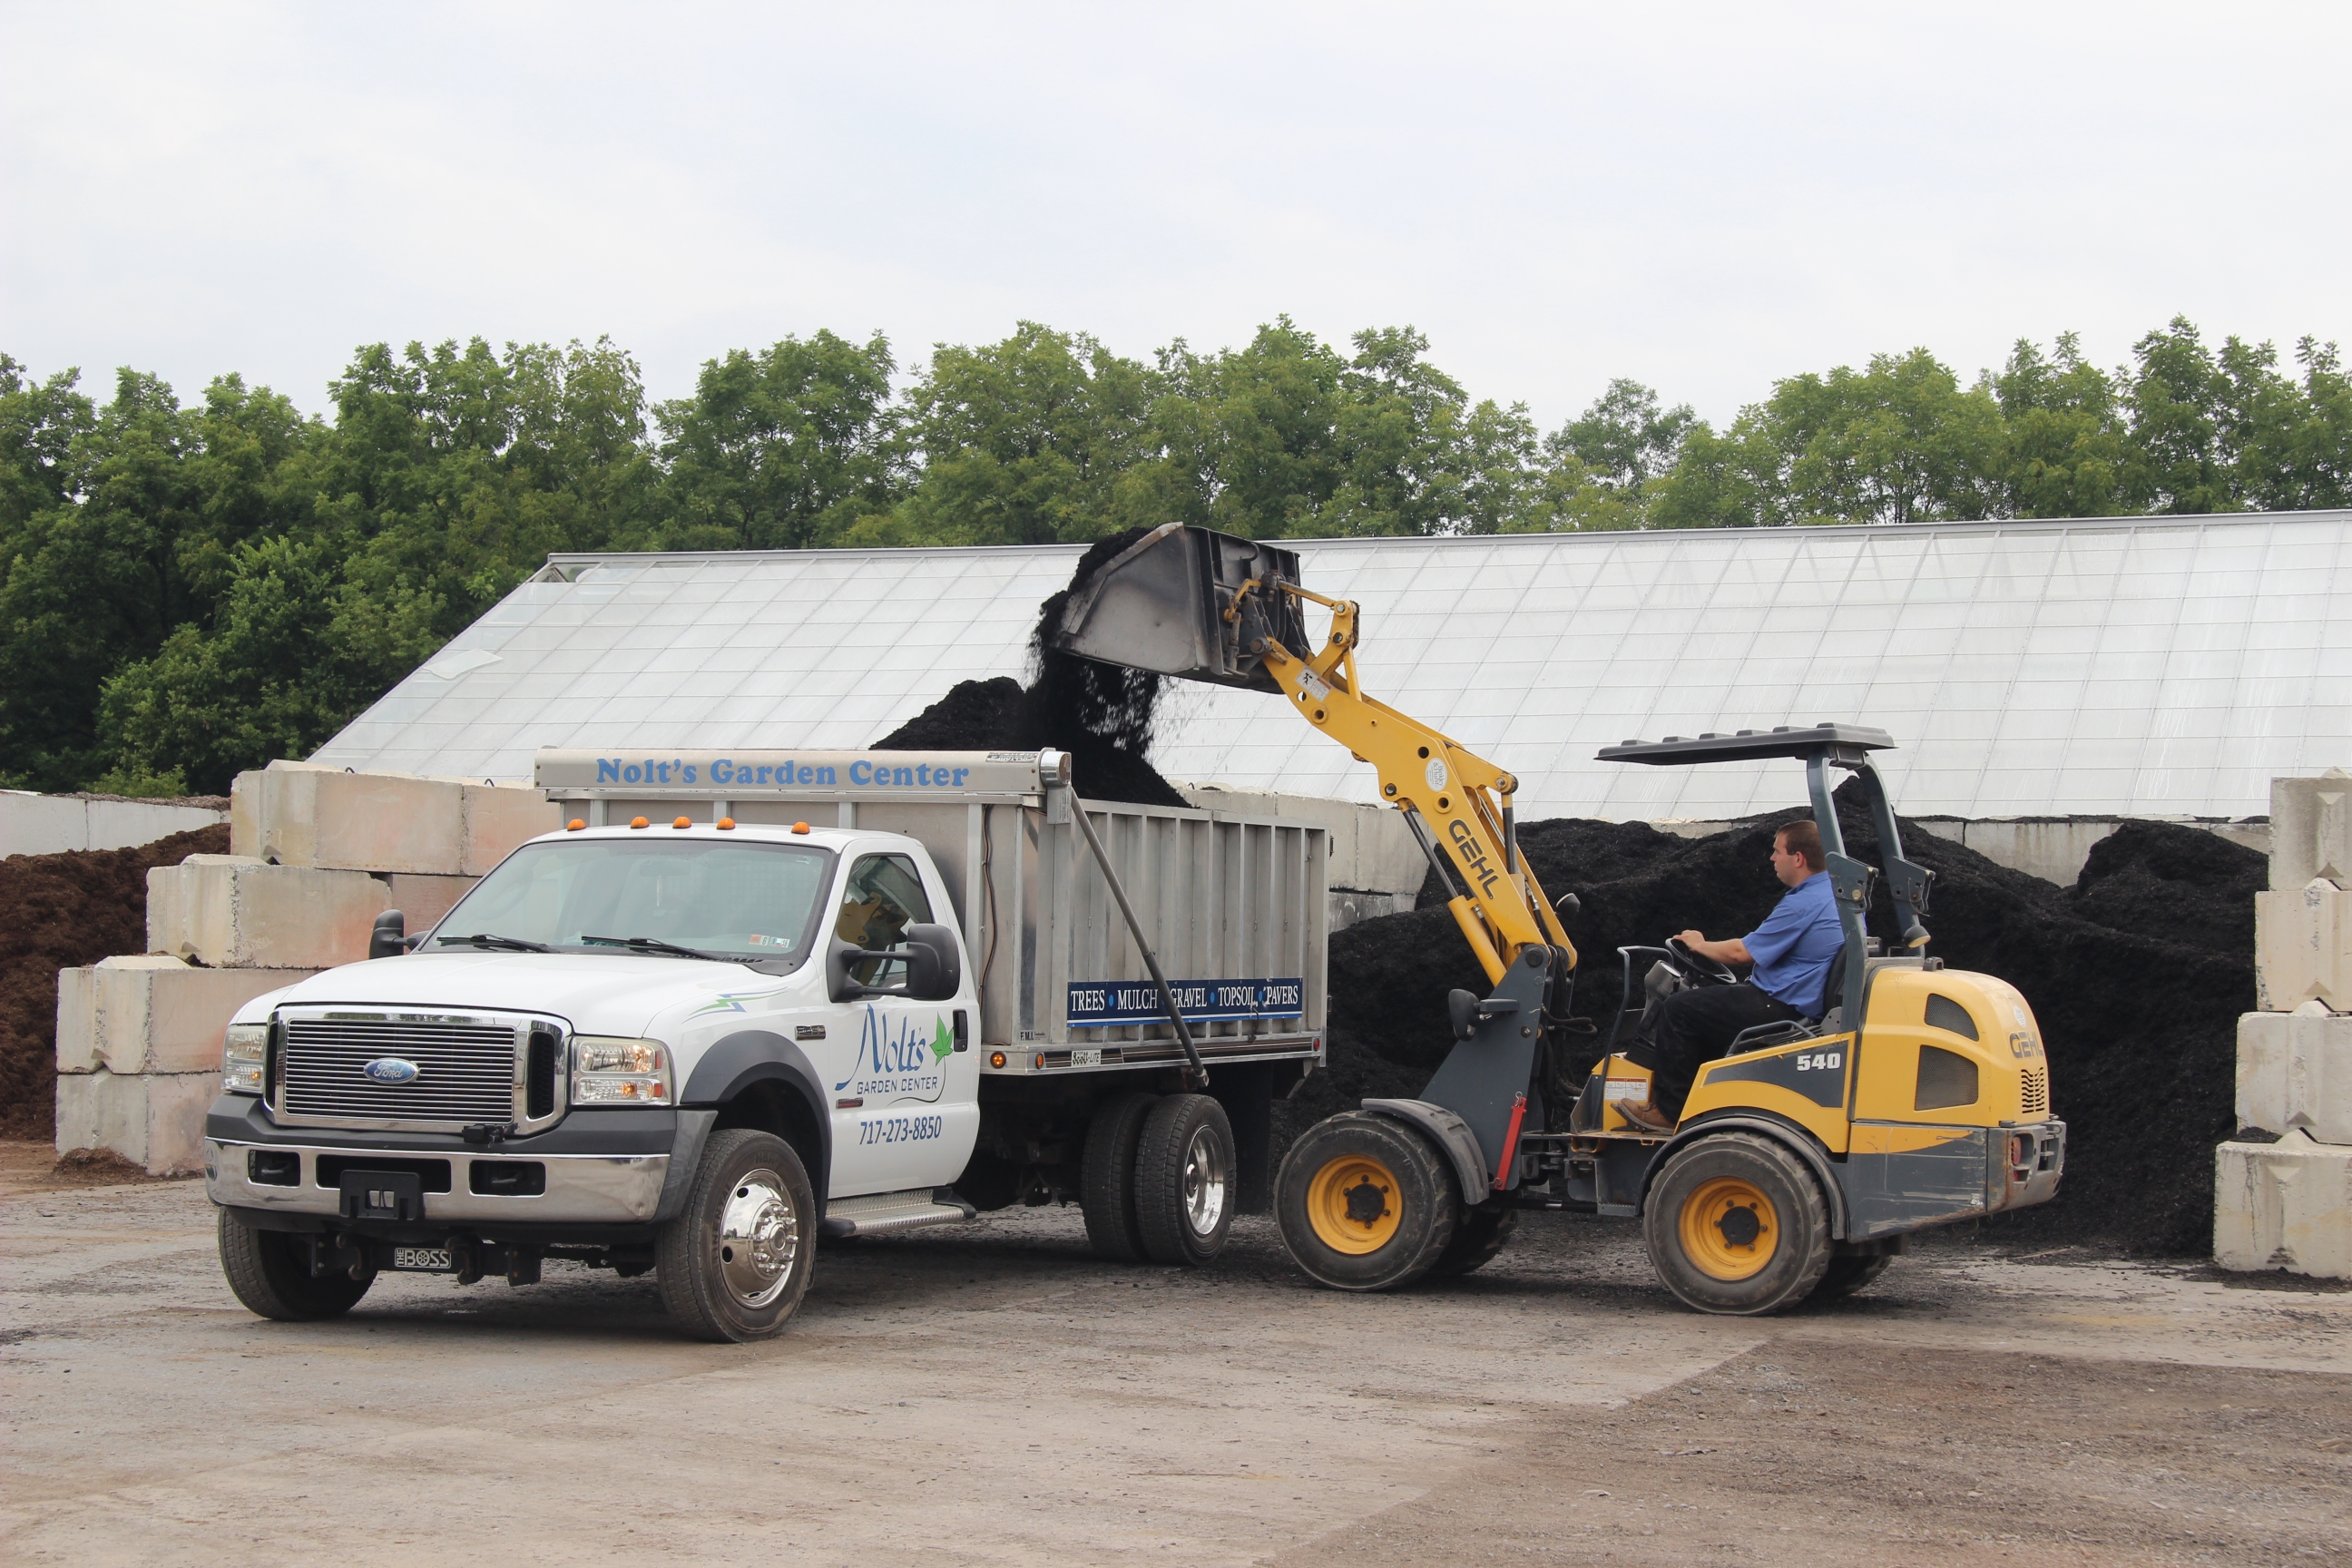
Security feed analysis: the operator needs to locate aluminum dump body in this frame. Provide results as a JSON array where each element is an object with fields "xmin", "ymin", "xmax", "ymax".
[{"xmin": 535, "ymin": 749, "xmax": 1328, "ymax": 1075}]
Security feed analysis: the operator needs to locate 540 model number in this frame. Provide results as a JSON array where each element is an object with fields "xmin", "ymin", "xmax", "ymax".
[
  {"xmin": 1793, "ymin": 1051, "xmax": 1843, "ymax": 1072},
  {"xmin": 858, "ymin": 1113, "xmax": 944, "ymax": 1145}
]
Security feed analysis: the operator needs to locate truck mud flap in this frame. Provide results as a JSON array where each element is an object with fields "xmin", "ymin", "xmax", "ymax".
[{"xmin": 652, "ymin": 1109, "xmax": 718, "ymax": 1225}]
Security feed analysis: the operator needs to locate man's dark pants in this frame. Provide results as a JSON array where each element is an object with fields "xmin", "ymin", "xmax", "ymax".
[{"xmin": 1622, "ymin": 982, "xmax": 1804, "ymax": 1120}]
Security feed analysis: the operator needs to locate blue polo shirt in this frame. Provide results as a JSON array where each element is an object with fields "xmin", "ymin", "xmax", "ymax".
[{"xmin": 1745, "ymin": 870, "xmax": 1845, "ymax": 1015}]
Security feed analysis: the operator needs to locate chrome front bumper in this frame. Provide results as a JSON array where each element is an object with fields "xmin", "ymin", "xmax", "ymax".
[{"xmin": 204, "ymin": 1138, "xmax": 669, "ymax": 1225}]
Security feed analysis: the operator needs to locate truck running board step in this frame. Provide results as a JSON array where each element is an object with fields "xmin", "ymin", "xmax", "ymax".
[{"xmin": 818, "ymin": 1189, "xmax": 978, "ymax": 1240}]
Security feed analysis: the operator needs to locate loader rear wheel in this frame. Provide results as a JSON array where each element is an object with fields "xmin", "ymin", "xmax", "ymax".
[
  {"xmin": 1429, "ymin": 1200, "xmax": 1517, "ymax": 1278},
  {"xmin": 1276, "ymin": 1112, "xmax": 1457, "ymax": 1291},
  {"xmin": 1643, "ymin": 1132, "xmax": 1829, "ymax": 1315},
  {"xmin": 1082, "ymin": 1092, "xmax": 1156, "ymax": 1261}
]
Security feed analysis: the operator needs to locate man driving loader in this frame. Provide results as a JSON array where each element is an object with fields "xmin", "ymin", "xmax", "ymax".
[{"xmin": 1615, "ymin": 818, "xmax": 1844, "ymax": 1133}]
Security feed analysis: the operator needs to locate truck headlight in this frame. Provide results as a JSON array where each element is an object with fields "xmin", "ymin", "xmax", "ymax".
[
  {"xmin": 223, "ymin": 1023, "xmax": 268, "ymax": 1095},
  {"xmin": 570, "ymin": 1036, "xmax": 671, "ymax": 1105}
]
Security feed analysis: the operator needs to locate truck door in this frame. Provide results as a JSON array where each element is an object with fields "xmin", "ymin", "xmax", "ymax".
[{"xmin": 823, "ymin": 851, "xmax": 981, "ymax": 1199}]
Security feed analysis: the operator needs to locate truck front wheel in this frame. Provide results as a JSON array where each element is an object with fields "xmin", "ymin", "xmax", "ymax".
[
  {"xmin": 217, "ymin": 1210, "xmax": 373, "ymax": 1321},
  {"xmin": 657, "ymin": 1129, "xmax": 818, "ymax": 1343},
  {"xmin": 1642, "ymin": 1132, "xmax": 1830, "ymax": 1315},
  {"xmin": 1275, "ymin": 1111, "xmax": 1457, "ymax": 1291},
  {"xmin": 1133, "ymin": 1093, "xmax": 1235, "ymax": 1266}
]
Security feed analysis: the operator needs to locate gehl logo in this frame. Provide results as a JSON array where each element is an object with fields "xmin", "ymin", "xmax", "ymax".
[{"xmin": 1446, "ymin": 818, "xmax": 1502, "ymax": 897}]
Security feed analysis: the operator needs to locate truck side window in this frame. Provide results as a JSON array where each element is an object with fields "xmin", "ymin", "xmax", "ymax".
[{"xmin": 838, "ymin": 854, "xmax": 934, "ymax": 983}]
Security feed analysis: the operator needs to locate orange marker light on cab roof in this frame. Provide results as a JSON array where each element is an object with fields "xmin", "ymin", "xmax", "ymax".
[
  {"xmin": 791, "ymin": 821, "xmax": 811, "ymax": 835},
  {"xmin": 671, "ymin": 816, "xmax": 691, "ymax": 829},
  {"xmin": 566, "ymin": 818, "xmax": 586, "ymax": 831},
  {"xmin": 717, "ymin": 818, "xmax": 736, "ymax": 830},
  {"xmin": 629, "ymin": 816, "xmax": 650, "ymax": 829}
]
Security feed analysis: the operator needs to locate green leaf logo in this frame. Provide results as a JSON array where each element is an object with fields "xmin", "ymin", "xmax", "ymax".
[{"xmin": 931, "ymin": 1015, "xmax": 954, "ymax": 1061}]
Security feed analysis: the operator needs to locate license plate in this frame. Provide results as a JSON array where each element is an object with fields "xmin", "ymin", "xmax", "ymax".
[
  {"xmin": 1069, "ymin": 1048, "xmax": 1102, "ymax": 1067},
  {"xmin": 391, "ymin": 1247, "xmax": 454, "ymax": 1272}
]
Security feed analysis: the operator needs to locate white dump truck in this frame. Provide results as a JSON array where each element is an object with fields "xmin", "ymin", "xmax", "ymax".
[{"xmin": 205, "ymin": 749, "xmax": 1328, "ymax": 1340}]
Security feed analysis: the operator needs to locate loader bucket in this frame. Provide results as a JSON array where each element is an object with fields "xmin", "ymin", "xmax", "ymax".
[{"xmin": 1050, "ymin": 524, "xmax": 1308, "ymax": 694}]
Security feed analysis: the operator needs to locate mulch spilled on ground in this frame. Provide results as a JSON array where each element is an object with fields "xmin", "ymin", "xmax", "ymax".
[
  {"xmin": 1294, "ymin": 789, "xmax": 2258, "ymax": 1257},
  {"xmin": 872, "ymin": 528, "xmax": 1190, "ymax": 807},
  {"xmin": 0, "ymin": 826, "xmax": 227, "ymax": 1139}
]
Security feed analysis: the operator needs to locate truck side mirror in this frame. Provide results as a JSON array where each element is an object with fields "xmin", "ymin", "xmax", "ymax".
[
  {"xmin": 902, "ymin": 923, "xmax": 963, "ymax": 1001},
  {"xmin": 370, "ymin": 910, "xmax": 407, "ymax": 959}
]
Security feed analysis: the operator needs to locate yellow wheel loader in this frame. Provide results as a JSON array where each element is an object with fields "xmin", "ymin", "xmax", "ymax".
[{"xmin": 1052, "ymin": 524, "xmax": 2066, "ymax": 1314}]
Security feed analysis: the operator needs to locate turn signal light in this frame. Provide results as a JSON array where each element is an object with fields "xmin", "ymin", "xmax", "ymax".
[
  {"xmin": 1033, "ymin": 1053, "xmax": 1045, "ymax": 1070},
  {"xmin": 989, "ymin": 1051, "xmax": 1006, "ymax": 1069},
  {"xmin": 566, "ymin": 818, "xmax": 586, "ymax": 831},
  {"xmin": 630, "ymin": 816, "xmax": 650, "ymax": 829},
  {"xmin": 672, "ymin": 816, "xmax": 691, "ymax": 828}
]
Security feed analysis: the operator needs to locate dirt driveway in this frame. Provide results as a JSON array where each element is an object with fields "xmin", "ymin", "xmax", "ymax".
[{"xmin": 3, "ymin": 1145, "xmax": 2346, "ymax": 1565}]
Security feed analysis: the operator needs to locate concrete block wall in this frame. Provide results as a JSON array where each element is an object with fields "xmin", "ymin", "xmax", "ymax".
[
  {"xmin": 2218, "ymin": 769, "xmax": 2352, "ymax": 1278},
  {"xmin": 61, "ymin": 760, "xmax": 553, "ymax": 1172},
  {"xmin": 2, "ymin": 789, "xmax": 228, "ymax": 857}
]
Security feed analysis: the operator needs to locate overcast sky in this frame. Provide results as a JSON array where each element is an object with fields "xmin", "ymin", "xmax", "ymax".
[{"xmin": 4, "ymin": 3, "xmax": 2345, "ymax": 431}]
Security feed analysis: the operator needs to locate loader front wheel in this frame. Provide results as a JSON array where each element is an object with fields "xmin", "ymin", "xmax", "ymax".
[
  {"xmin": 1276, "ymin": 1112, "xmax": 1457, "ymax": 1291},
  {"xmin": 1643, "ymin": 1132, "xmax": 1830, "ymax": 1315}
]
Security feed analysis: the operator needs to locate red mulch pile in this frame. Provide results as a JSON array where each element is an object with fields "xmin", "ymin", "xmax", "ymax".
[{"xmin": 0, "ymin": 826, "xmax": 227, "ymax": 1138}]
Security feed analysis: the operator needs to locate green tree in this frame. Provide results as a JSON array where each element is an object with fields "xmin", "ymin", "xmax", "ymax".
[
  {"xmin": 1993, "ymin": 333, "xmax": 2128, "ymax": 518},
  {"xmin": 650, "ymin": 330, "xmax": 904, "ymax": 550},
  {"xmin": 1552, "ymin": 377, "xmax": 1695, "ymax": 498}
]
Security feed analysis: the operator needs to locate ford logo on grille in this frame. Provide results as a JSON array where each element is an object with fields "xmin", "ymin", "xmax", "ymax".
[{"xmin": 362, "ymin": 1057, "xmax": 422, "ymax": 1084}]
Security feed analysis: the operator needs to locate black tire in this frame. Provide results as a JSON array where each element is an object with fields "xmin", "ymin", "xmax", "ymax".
[
  {"xmin": 216, "ymin": 1210, "xmax": 372, "ymax": 1321},
  {"xmin": 1808, "ymin": 1251, "xmax": 1894, "ymax": 1303},
  {"xmin": 1274, "ymin": 1111, "xmax": 1458, "ymax": 1291},
  {"xmin": 1429, "ymin": 1200, "xmax": 1518, "ymax": 1278},
  {"xmin": 656, "ymin": 1129, "xmax": 818, "ymax": 1343},
  {"xmin": 1082, "ymin": 1092, "xmax": 1156, "ymax": 1261},
  {"xmin": 1642, "ymin": 1131, "xmax": 1831, "ymax": 1315},
  {"xmin": 1133, "ymin": 1093, "xmax": 1236, "ymax": 1266}
]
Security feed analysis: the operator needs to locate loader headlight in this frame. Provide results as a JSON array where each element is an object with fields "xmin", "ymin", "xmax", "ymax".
[
  {"xmin": 223, "ymin": 1023, "xmax": 269, "ymax": 1095},
  {"xmin": 570, "ymin": 1036, "xmax": 671, "ymax": 1104}
]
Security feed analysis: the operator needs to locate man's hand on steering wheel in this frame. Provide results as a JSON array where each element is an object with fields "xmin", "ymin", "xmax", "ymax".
[{"xmin": 1665, "ymin": 933, "xmax": 1740, "ymax": 986}]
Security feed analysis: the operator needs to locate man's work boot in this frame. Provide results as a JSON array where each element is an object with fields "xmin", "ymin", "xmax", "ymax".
[{"xmin": 1616, "ymin": 1099, "xmax": 1672, "ymax": 1134}]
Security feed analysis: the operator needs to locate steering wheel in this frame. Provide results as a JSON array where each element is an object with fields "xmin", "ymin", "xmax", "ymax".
[{"xmin": 1665, "ymin": 936, "xmax": 1740, "ymax": 987}]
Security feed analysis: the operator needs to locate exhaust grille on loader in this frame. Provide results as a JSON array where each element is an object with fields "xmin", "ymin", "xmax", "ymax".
[
  {"xmin": 279, "ymin": 1014, "xmax": 523, "ymax": 1125},
  {"xmin": 2019, "ymin": 1064, "xmax": 2049, "ymax": 1119}
]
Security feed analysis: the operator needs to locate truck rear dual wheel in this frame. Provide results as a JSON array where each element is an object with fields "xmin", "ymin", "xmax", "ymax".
[
  {"xmin": 1642, "ymin": 1132, "xmax": 1831, "ymax": 1315},
  {"xmin": 217, "ymin": 1210, "xmax": 374, "ymax": 1320},
  {"xmin": 657, "ymin": 1129, "xmax": 817, "ymax": 1343},
  {"xmin": 1084, "ymin": 1093, "xmax": 1236, "ymax": 1266},
  {"xmin": 1275, "ymin": 1112, "xmax": 1459, "ymax": 1291}
]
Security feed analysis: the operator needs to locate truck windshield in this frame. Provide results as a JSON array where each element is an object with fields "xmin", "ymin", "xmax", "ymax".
[{"xmin": 433, "ymin": 839, "xmax": 836, "ymax": 966}]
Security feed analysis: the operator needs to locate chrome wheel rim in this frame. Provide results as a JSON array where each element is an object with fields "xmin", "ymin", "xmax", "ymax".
[
  {"xmin": 715, "ymin": 1167, "xmax": 799, "ymax": 1308},
  {"xmin": 1182, "ymin": 1125, "xmax": 1229, "ymax": 1236}
]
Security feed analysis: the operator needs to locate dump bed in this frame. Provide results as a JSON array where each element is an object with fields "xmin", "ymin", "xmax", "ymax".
[{"xmin": 535, "ymin": 748, "xmax": 1328, "ymax": 1075}]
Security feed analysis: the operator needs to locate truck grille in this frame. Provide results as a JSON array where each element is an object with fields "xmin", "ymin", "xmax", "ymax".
[
  {"xmin": 2019, "ymin": 1064, "xmax": 2049, "ymax": 1119},
  {"xmin": 279, "ymin": 1014, "xmax": 522, "ymax": 1125}
]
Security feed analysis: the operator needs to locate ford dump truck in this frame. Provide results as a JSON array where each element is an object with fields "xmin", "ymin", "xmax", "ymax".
[{"xmin": 205, "ymin": 749, "xmax": 1328, "ymax": 1341}]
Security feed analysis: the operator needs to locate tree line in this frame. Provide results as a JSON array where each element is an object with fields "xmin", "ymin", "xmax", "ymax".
[{"xmin": 2, "ymin": 315, "xmax": 2344, "ymax": 796}]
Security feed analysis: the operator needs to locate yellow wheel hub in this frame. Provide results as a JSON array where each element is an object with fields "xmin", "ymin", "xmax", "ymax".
[
  {"xmin": 1678, "ymin": 1176, "xmax": 1779, "ymax": 1280},
  {"xmin": 1306, "ymin": 1154, "xmax": 1402, "ymax": 1255}
]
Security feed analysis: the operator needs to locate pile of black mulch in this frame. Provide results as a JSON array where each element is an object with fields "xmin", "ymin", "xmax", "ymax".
[
  {"xmin": 872, "ymin": 528, "xmax": 1190, "ymax": 808},
  {"xmin": 1293, "ymin": 786, "xmax": 2260, "ymax": 1257}
]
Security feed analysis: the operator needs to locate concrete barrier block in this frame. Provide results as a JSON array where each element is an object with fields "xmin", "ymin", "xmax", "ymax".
[
  {"xmin": 74, "ymin": 956, "xmax": 320, "ymax": 1074},
  {"xmin": 2214, "ymin": 1130, "xmax": 2352, "ymax": 1278},
  {"xmin": 2255, "ymin": 878, "xmax": 2352, "ymax": 1012},
  {"xmin": 55, "ymin": 965, "xmax": 100, "ymax": 1073},
  {"xmin": 230, "ymin": 770, "xmax": 260, "ymax": 858},
  {"xmin": 459, "ymin": 783, "xmax": 561, "ymax": 875},
  {"xmin": 148, "ymin": 856, "xmax": 387, "ymax": 968},
  {"xmin": 2272, "ymin": 769, "xmax": 2352, "ymax": 891},
  {"xmin": 2237, "ymin": 1004, "xmax": 2352, "ymax": 1142},
  {"xmin": 54, "ymin": 1069, "xmax": 220, "ymax": 1176},
  {"xmin": 256, "ymin": 761, "xmax": 465, "ymax": 874},
  {"xmin": 381, "ymin": 872, "xmax": 477, "ymax": 934}
]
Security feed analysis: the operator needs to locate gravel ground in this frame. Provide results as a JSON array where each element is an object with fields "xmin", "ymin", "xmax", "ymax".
[{"xmin": 3, "ymin": 1143, "xmax": 2346, "ymax": 1565}]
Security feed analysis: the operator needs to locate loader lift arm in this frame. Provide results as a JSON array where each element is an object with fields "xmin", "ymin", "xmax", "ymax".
[{"xmin": 1049, "ymin": 522, "xmax": 1573, "ymax": 985}]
